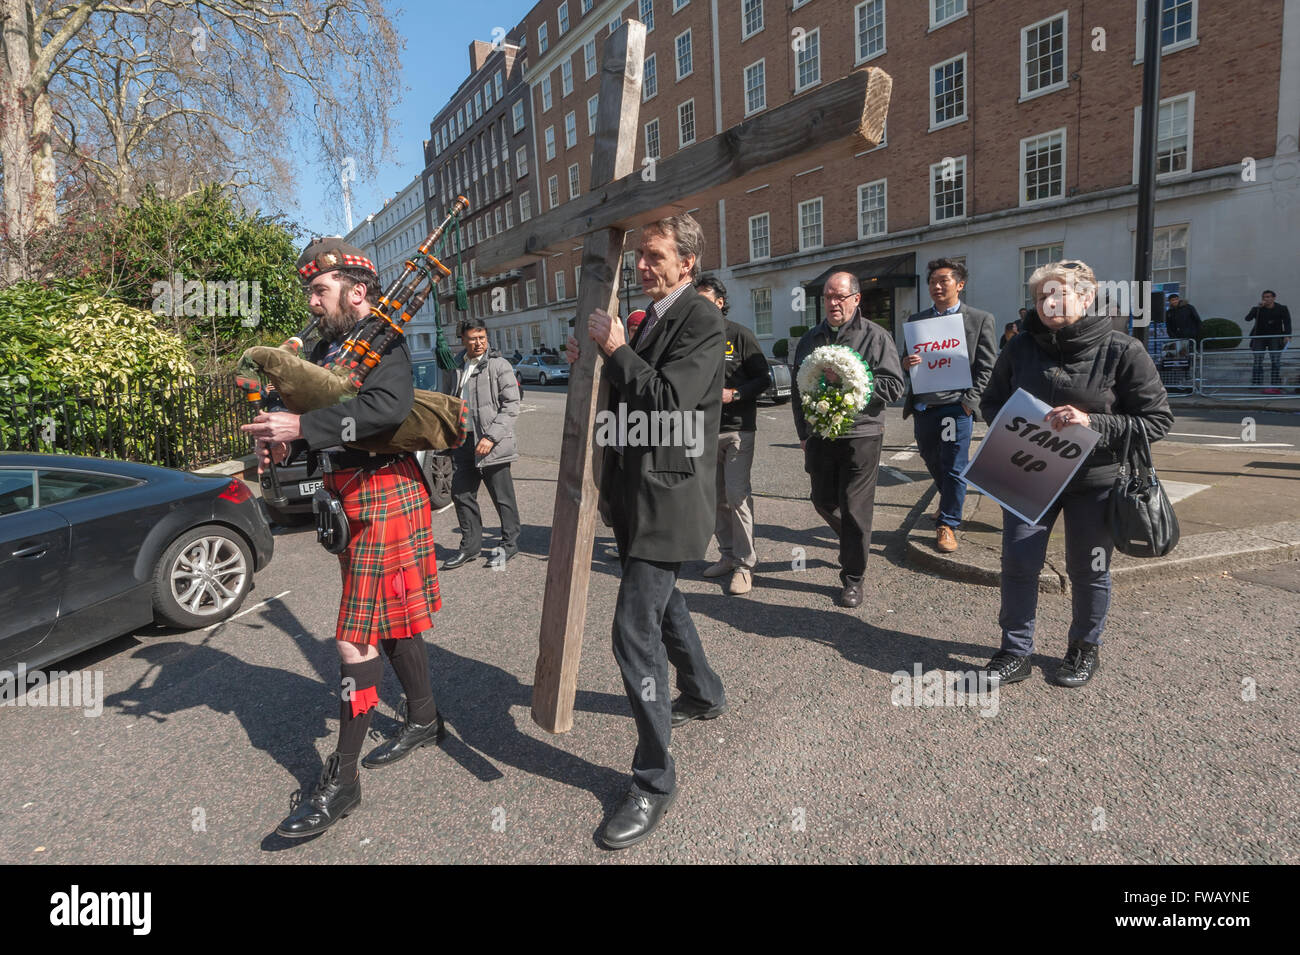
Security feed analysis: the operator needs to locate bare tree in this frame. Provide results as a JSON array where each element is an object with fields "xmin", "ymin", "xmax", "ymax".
[{"xmin": 0, "ymin": 0, "xmax": 401, "ymax": 283}]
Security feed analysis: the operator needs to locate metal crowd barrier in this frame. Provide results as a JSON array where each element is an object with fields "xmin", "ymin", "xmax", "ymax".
[{"xmin": 1144, "ymin": 334, "xmax": 1295, "ymax": 400}]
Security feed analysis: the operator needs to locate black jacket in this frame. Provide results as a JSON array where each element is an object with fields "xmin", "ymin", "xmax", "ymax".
[
  {"xmin": 721, "ymin": 319, "xmax": 771, "ymax": 433},
  {"xmin": 902, "ymin": 302, "xmax": 999, "ymax": 421},
  {"xmin": 1244, "ymin": 304, "xmax": 1292, "ymax": 338},
  {"xmin": 1164, "ymin": 302, "xmax": 1202, "ymax": 340},
  {"xmin": 791, "ymin": 309, "xmax": 905, "ymax": 440},
  {"xmin": 980, "ymin": 309, "xmax": 1174, "ymax": 489},
  {"xmin": 599, "ymin": 284, "xmax": 725, "ymax": 562}
]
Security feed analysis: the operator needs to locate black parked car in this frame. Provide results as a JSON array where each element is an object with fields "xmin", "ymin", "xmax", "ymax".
[
  {"xmin": 0, "ymin": 453, "xmax": 274, "ymax": 676},
  {"xmin": 763, "ymin": 360, "xmax": 792, "ymax": 404},
  {"xmin": 260, "ymin": 448, "xmax": 450, "ymax": 525}
]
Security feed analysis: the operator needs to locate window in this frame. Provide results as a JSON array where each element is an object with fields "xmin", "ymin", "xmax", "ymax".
[
  {"xmin": 505, "ymin": 202, "xmax": 514, "ymax": 228},
  {"xmin": 744, "ymin": 61, "xmax": 766, "ymax": 115},
  {"xmin": 484, "ymin": 81, "xmax": 494, "ymax": 109},
  {"xmin": 512, "ymin": 100, "xmax": 525, "ymax": 132},
  {"xmin": 568, "ymin": 162, "xmax": 581, "ymax": 198},
  {"xmin": 516, "ymin": 145, "xmax": 528, "ymax": 178},
  {"xmin": 930, "ymin": 54, "xmax": 966, "ymax": 128},
  {"xmin": 561, "ymin": 60, "xmax": 573, "ymax": 97},
  {"xmin": 564, "ymin": 111, "xmax": 577, "ymax": 148},
  {"xmin": 855, "ymin": 0, "xmax": 885, "ymax": 62},
  {"xmin": 676, "ymin": 30, "xmax": 693, "ymax": 81},
  {"xmin": 608, "ymin": 14, "xmax": 622, "ymax": 35},
  {"xmin": 582, "ymin": 0, "xmax": 593, "ymax": 12},
  {"xmin": 1153, "ymin": 224, "xmax": 1189, "ymax": 294},
  {"xmin": 748, "ymin": 213, "xmax": 770, "ymax": 261},
  {"xmin": 538, "ymin": 23, "xmax": 549, "ymax": 54},
  {"xmin": 643, "ymin": 54, "xmax": 658, "ymax": 99},
  {"xmin": 496, "ymin": 71, "xmax": 503, "ymax": 100},
  {"xmin": 519, "ymin": 191, "xmax": 532, "ymax": 221},
  {"xmin": 558, "ymin": 1, "xmax": 570, "ymax": 34},
  {"xmin": 678, "ymin": 99, "xmax": 695, "ymax": 147},
  {"xmin": 798, "ymin": 197, "xmax": 823, "ymax": 251},
  {"xmin": 584, "ymin": 38, "xmax": 598, "ymax": 79},
  {"xmin": 541, "ymin": 75, "xmax": 553, "ymax": 111},
  {"xmin": 526, "ymin": 278, "xmax": 538, "ymax": 307},
  {"xmin": 857, "ymin": 179, "xmax": 887, "ymax": 238},
  {"xmin": 742, "ymin": 0, "xmax": 763, "ymax": 39},
  {"xmin": 544, "ymin": 125, "xmax": 556, "ymax": 160},
  {"xmin": 931, "ymin": 0, "xmax": 966, "ymax": 29},
  {"xmin": 587, "ymin": 94, "xmax": 600, "ymax": 134},
  {"xmin": 1021, "ymin": 244, "xmax": 1064, "ymax": 307},
  {"xmin": 556, "ymin": 270, "xmax": 567, "ymax": 300},
  {"xmin": 574, "ymin": 266, "xmax": 581, "ymax": 294},
  {"xmin": 673, "ymin": 0, "xmax": 688, "ymax": 10},
  {"xmin": 795, "ymin": 28, "xmax": 820, "ymax": 92},
  {"xmin": 752, "ymin": 288, "xmax": 772, "ymax": 337},
  {"xmin": 495, "ymin": 208, "xmax": 503, "ymax": 233},
  {"xmin": 1137, "ymin": 0, "xmax": 1198, "ymax": 58},
  {"xmin": 1022, "ymin": 13, "xmax": 1067, "ymax": 99},
  {"xmin": 1021, "ymin": 129, "xmax": 1066, "ymax": 204},
  {"xmin": 548, "ymin": 175, "xmax": 560, "ymax": 208},
  {"xmin": 930, "ymin": 155, "xmax": 967, "ymax": 222},
  {"xmin": 1133, "ymin": 93, "xmax": 1193, "ymax": 180},
  {"xmin": 645, "ymin": 118, "xmax": 661, "ymax": 159},
  {"xmin": 640, "ymin": 0, "xmax": 655, "ymax": 32},
  {"xmin": 475, "ymin": 92, "xmax": 483, "ymax": 119}
]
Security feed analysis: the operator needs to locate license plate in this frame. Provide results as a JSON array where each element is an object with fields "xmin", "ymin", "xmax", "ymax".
[
  {"xmin": 776, "ymin": 388, "xmax": 791, "ymax": 396},
  {"xmin": 298, "ymin": 480, "xmax": 323, "ymax": 496}
]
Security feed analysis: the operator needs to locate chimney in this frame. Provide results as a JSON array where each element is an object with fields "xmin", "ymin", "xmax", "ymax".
[{"xmin": 469, "ymin": 39, "xmax": 494, "ymax": 73}]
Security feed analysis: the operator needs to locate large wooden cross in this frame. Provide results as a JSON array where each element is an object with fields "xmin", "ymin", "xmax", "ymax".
[{"xmin": 476, "ymin": 20, "xmax": 891, "ymax": 733}]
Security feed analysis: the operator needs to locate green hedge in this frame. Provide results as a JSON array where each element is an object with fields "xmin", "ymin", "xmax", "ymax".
[{"xmin": 1200, "ymin": 318, "xmax": 1242, "ymax": 350}]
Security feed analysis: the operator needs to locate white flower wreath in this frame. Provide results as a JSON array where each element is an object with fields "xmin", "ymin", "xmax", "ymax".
[{"xmin": 797, "ymin": 344, "xmax": 875, "ymax": 440}]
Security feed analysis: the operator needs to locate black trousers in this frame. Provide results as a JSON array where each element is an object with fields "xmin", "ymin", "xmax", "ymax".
[
  {"xmin": 804, "ymin": 432, "xmax": 884, "ymax": 583},
  {"xmin": 608, "ymin": 463, "xmax": 725, "ymax": 796},
  {"xmin": 450, "ymin": 443, "xmax": 520, "ymax": 554}
]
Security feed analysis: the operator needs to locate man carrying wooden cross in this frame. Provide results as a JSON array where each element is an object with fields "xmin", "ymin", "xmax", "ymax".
[{"xmin": 565, "ymin": 213, "xmax": 726, "ymax": 850}]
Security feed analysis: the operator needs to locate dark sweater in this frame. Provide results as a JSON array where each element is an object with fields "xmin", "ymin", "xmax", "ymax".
[
  {"xmin": 720, "ymin": 319, "xmax": 771, "ymax": 433},
  {"xmin": 791, "ymin": 309, "xmax": 905, "ymax": 440}
]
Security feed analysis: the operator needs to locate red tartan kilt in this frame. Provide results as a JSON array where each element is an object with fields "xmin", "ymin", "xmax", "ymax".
[{"xmin": 326, "ymin": 455, "xmax": 441, "ymax": 645}]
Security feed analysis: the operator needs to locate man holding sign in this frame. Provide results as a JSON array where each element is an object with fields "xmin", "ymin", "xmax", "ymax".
[{"xmin": 902, "ymin": 259, "xmax": 998, "ymax": 554}]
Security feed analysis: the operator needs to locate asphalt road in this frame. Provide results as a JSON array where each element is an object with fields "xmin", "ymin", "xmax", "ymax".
[{"xmin": 4, "ymin": 388, "xmax": 1297, "ymax": 864}]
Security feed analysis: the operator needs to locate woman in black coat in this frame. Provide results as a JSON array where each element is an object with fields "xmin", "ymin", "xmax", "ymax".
[{"xmin": 979, "ymin": 260, "xmax": 1173, "ymax": 688}]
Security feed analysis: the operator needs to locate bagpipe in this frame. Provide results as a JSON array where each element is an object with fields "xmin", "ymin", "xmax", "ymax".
[{"xmin": 236, "ymin": 197, "xmax": 473, "ymax": 488}]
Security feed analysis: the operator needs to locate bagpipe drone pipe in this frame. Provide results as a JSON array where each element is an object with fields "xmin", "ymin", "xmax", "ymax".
[{"xmin": 236, "ymin": 196, "xmax": 472, "ymax": 455}]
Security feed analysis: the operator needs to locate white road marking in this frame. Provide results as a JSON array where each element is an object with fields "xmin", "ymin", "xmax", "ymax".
[
  {"xmin": 205, "ymin": 589, "xmax": 291, "ymax": 631},
  {"xmin": 1161, "ymin": 481, "xmax": 1211, "ymax": 504},
  {"xmin": 1169, "ymin": 431, "xmax": 1239, "ymax": 439},
  {"xmin": 889, "ymin": 450, "xmax": 917, "ymax": 462},
  {"xmin": 1202, "ymin": 442, "xmax": 1293, "ymax": 448}
]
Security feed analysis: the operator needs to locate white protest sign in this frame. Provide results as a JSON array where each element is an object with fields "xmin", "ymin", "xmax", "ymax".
[
  {"xmin": 904, "ymin": 313, "xmax": 972, "ymax": 394},
  {"xmin": 960, "ymin": 388, "xmax": 1101, "ymax": 525}
]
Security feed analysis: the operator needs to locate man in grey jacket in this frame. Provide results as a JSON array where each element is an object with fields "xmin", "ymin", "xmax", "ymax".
[
  {"xmin": 441, "ymin": 319, "xmax": 521, "ymax": 569},
  {"xmin": 901, "ymin": 258, "xmax": 998, "ymax": 554},
  {"xmin": 792, "ymin": 271, "xmax": 905, "ymax": 609}
]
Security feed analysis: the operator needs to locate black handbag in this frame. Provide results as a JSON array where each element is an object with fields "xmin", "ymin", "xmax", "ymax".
[{"xmin": 1106, "ymin": 417, "xmax": 1180, "ymax": 558}]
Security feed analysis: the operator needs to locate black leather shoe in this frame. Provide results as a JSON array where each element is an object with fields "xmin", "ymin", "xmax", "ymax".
[
  {"xmin": 839, "ymin": 581, "xmax": 863, "ymax": 608},
  {"xmin": 362, "ymin": 712, "xmax": 446, "ymax": 768},
  {"xmin": 599, "ymin": 788, "xmax": 677, "ymax": 849},
  {"xmin": 485, "ymin": 546, "xmax": 518, "ymax": 567},
  {"xmin": 670, "ymin": 696, "xmax": 727, "ymax": 728},
  {"xmin": 276, "ymin": 753, "xmax": 360, "ymax": 838},
  {"xmin": 1056, "ymin": 642, "xmax": 1101, "ymax": 688},
  {"xmin": 441, "ymin": 551, "xmax": 475, "ymax": 570},
  {"xmin": 984, "ymin": 650, "xmax": 1031, "ymax": 687}
]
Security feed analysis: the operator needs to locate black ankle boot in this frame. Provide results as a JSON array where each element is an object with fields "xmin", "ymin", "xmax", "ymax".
[
  {"xmin": 362, "ymin": 711, "xmax": 446, "ymax": 768},
  {"xmin": 276, "ymin": 752, "xmax": 361, "ymax": 838}
]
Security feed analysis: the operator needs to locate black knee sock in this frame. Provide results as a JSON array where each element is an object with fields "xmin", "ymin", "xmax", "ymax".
[
  {"xmin": 337, "ymin": 656, "xmax": 383, "ymax": 781},
  {"xmin": 381, "ymin": 634, "xmax": 438, "ymax": 725}
]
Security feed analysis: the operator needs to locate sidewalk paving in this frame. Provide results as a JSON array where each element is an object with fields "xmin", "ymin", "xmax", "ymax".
[{"xmin": 905, "ymin": 441, "xmax": 1300, "ymax": 591}]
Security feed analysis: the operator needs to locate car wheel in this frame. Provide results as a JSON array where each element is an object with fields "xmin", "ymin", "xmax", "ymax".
[
  {"xmin": 539, "ymin": 373, "xmax": 548, "ymax": 386},
  {"xmin": 152, "ymin": 524, "xmax": 254, "ymax": 629}
]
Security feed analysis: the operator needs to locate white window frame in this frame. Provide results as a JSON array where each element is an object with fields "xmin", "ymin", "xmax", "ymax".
[
  {"xmin": 495, "ymin": 71, "xmax": 503, "ymax": 99},
  {"xmin": 558, "ymin": 0, "xmax": 570, "ymax": 34},
  {"xmin": 564, "ymin": 110, "xmax": 577, "ymax": 148},
  {"xmin": 519, "ymin": 191, "xmax": 532, "ymax": 221},
  {"xmin": 748, "ymin": 212, "xmax": 770, "ymax": 261},
  {"xmin": 584, "ymin": 38, "xmax": 598, "ymax": 79},
  {"xmin": 512, "ymin": 100, "xmax": 525, "ymax": 132},
  {"xmin": 673, "ymin": 0, "xmax": 689, "ymax": 11},
  {"xmin": 1135, "ymin": 0, "xmax": 1199, "ymax": 61},
  {"xmin": 645, "ymin": 118, "xmax": 661, "ymax": 159},
  {"xmin": 929, "ymin": 53, "xmax": 968, "ymax": 131},
  {"xmin": 797, "ymin": 196, "xmax": 823, "ymax": 252},
  {"xmin": 582, "ymin": 0, "xmax": 593, "ymax": 12},
  {"xmin": 857, "ymin": 178, "xmax": 887, "ymax": 239},
  {"xmin": 505, "ymin": 201, "xmax": 514, "ymax": 228},
  {"xmin": 538, "ymin": 22, "xmax": 549, "ymax": 55},
  {"xmin": 1152, "ymin": 223, "xmax": 1190, "ymax": 296},
  {"xmin": 544, "ymin": 125, "xmax": 556, "ymax": 160},
  {"xmin": 555, "ymin": 270, "xmax": 567, "ymax": 300},
  {"xmin": 548, "ymin": 174, "xmax": 560, "ymax": 209},
  {"xmin": 561, "ymin": 60, "xmax": 574, "ymax": 97},
  {"xmin": 640, "ymin": 0, "xmax": 655, "ymax": 33},
  {"xmin": 484, "ymin": 80, "xmax": 494, "ymax": 109},
  {"xmin": 643, "ymin": 53, "xmax": 659, "ymax": 100},
  {"xmin": 742, "ymin": 0, "xmax": 764, "ymax": 40},
  {"xmin": 1131, "ymin": 92, "xmax": 1195, "ymax": 182},
  {"xmin": 929, "ymin": 154, "xmax": 968, "ymax": 224},
  {"xmin": 1020, "ymin": 11, "xmax": 1068, "ymax": 101},
  {"xmin": 675, "ymin": 29, "xmax": 693, "ymax": 80},
  {"xmin": 568, "ymin": 162, "xmax": 581, "ymax": 199},
  {"xmin": 1021, "ymin": 243, "xmax": 1064, "ymax": 307},
  {"xmin": 526, "ymin": 278, "xmax": 538, "ymax": 307},
  {"xmin": 515, "ymin": 145, "xmax": 528, "ymax": 178},
  {"xmin": 855, "ymin": 0, "xmax": 886, "ymax": 65},
  {"xmin": 1019, "ymin": 127, "xmax": 1067, "ymax": 207},
  {"xmin": 929, "ymin": 0, "xmax": 967, "ymax": 30},
  {"xmin": 744, "ymin": 59, "xmax": 766, "ymax": 116},
  {"xmin": 587, "ymin": 94, "xmax": 600, "ymax": 134},
  {"xmin": 678, "ymin": 99, "xmax": 696, "ymax": 147},
  {"xmin": 794, "ymin": 27, "xmax": 821, "ymax": 93},
  {"xmin": 752, "ymin": 287, "xmax": 773, "ymax": 338}
]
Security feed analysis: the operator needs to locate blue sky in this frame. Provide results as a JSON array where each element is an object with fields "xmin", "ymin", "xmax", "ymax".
[{"xmin": 289, "ymin": 0, "xmax": 534, "ymax": 236}]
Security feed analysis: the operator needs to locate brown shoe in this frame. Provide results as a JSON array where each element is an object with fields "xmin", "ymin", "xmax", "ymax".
[
  {"xmin": 936, "ymin": 525, "xmax": 958, "ymax": 553},
  {"xmin": 727, "ymin": 567, "xmax": 752, "ymax": 595}
]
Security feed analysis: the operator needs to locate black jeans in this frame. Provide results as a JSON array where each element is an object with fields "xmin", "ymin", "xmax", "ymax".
[
  {"xmin": 805, "ymin": 432, "xmax": 884, "ymax": 582},
  {"xmin": 450, "ymin": 443, "xmax": 520, "ymax": 554}
]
